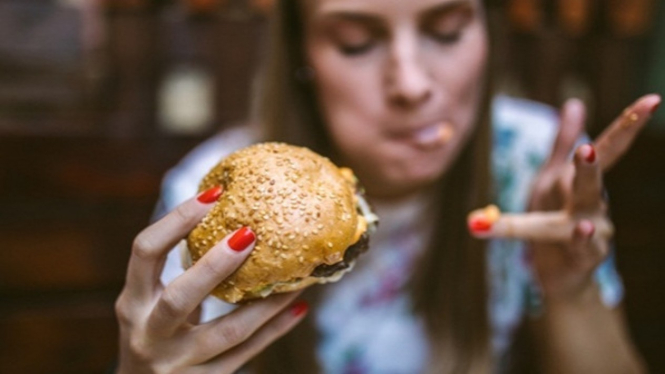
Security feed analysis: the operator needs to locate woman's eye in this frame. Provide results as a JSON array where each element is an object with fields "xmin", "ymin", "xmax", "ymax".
[
  {"xmin": 425, "ymin": 7, "xmax": 472, "ymax": 46},
  {"xmin": 327, "ymin": 19, "xmax": 379, "ymax": 57},
  {"xmin": 431, "ymin": 31, "xmax": 462, "ymax": 45},
  {"xmin": 339, "ymin": 41, "xmax": 375, "ymax": 56}
]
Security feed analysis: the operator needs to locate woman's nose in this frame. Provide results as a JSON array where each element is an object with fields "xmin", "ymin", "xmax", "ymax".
[{"xmin": 385, "ymin": 45, "xmax": 433, "ymax": 109}]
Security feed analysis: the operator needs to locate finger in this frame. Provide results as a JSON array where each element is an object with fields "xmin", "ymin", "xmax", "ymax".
[
  {"xmin": 126, "ymin": 186, "xmax": 223, "ymax": 300},
  {"xmin": 469, "ymin": 210, "xmax": 572, "ymax": 242},
  {"xmin": 570, "ymin": 144, "xmax": 603, "ymax": 212},
  {"xmin": 595, "ymin": 94, "xmax": 661, "ymax": 171},
  {"xmin": 567, "ymin": 220, "xmax": 608, "ymax": 270},
  {"xmin": 545, "ymin": 99, "xmax": 586, "ymax": 169},
  {"xmin": 189, "ymin": 291, "xmax": 302, "ymax": 363},
  {"xmin": 468, "ymin": 205, "xmax": 614, "ymax": 242},
  {"xmin": 197, "ymin": 300, "xmax": 309, "ymax": 374},
  {"xmin": 148, "ymin": 227, "xmax": 256, "ymax": 333}
]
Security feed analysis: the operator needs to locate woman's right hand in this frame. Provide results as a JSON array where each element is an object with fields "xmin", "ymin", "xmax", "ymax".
[{"xmin": 115, "ymin": 186, "xmax": 308, "ymax": 374}]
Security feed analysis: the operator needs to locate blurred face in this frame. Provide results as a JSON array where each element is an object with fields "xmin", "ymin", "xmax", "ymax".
[{"xmin": 302, "ymin": 0, "xmax": 488, "ymax": 199}]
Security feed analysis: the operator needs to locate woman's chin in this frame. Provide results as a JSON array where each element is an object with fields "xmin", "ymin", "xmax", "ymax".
[{"xmin": 365, "ymin": 163, "xmax": 447, "ymax": 199}]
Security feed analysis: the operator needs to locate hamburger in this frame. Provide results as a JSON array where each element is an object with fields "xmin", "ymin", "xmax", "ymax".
[{"xmin": 186, "ymin": 142, "xmax": 378, "ymax": 303}]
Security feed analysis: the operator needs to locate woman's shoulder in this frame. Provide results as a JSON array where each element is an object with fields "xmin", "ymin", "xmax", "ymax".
[
  {"xmin": 491, "ymin": 95, "xmax": 559, "ymax": 150},
  {"xmin": 490, "ymin": 95, "xmax": 559, "ymax": 211},
  {"xmin": 153, "ymin": 126, "xmax": 258, "ymax": 219}
]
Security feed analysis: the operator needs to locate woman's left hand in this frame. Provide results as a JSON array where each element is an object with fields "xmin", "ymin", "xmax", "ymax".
[{"xmin": 468, "ymin": 94, "xmax": 661, "ymax": 303}]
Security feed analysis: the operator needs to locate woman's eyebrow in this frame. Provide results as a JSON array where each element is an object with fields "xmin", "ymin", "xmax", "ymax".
[
  {"xmin": 312, "ymin": 0, "xmax": 474, "ymax": 29},
  {"xmin": 419, "ymin": 0, "xmax": 474, "ymax": 20},
  {"xmin": 316, "ymin": 11, "xmax": 385, "ymax": 28}
]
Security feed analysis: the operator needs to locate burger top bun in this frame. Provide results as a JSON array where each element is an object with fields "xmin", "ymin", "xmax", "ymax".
[{"xmin": 187, "ymin": 142, "xmax": 365, "ymax": 303}]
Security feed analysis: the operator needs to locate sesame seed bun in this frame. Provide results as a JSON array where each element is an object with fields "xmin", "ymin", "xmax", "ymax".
[{"xmin": 186, "ymin": 143, "xmax": 376, "ymax": 303}]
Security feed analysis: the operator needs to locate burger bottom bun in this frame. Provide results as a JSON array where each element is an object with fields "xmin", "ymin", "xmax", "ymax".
[
  {"xmin": 178, "ymin": 239, "xmax": 358, "ymax": 303},
  {"xmin": 209, "ymin": 261, "xmax": 356, "ymax": 303}
]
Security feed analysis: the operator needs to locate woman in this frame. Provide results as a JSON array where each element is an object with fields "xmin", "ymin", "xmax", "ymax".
[{"xmin": 114, "ymin": 0, "xmax": 658, "ymax": 372}]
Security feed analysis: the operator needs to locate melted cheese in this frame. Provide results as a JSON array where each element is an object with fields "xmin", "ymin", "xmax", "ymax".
[{"xmin": 352, "ymin": 215, "xmax": 367, "ymax": 244}]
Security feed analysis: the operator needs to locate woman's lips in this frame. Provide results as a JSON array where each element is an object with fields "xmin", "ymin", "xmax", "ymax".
[{"xmin": 392, "ymin": 121, "xmax": 455, "ymax": 150}]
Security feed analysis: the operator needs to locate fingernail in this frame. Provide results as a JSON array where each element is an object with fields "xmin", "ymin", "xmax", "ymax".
[
  {"xmin": 197, "ymin": 186, "xmax": 223, "ymax": 204},
  {"xmin": 581, "ymin": 144, "xmax": 596, "ymax": 163},
  {"xmin": 651, "ymin": 102, "xmax": 661, "ymax": 115},
  {"xmin": 228, "ymin": 227, "xmax": 255, "ymax": 252},
  {"xmin": 577, "ymin": 220, "xmax": 595, "ymax": 239},
  {"xmin": 584, "ymin": 221, "xmax": 596, "ymax": 238},
  {"xmin": 291, "ymin": 301, "xmax": 309, "ymax": 317},
  {"xmin": 469, "ymin": 216, "xmax": 493, "ymax": 233}
]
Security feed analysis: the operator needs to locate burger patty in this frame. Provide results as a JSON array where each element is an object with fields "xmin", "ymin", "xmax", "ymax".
[{"xmin": 311, "ymin": 233, "xmax": 370, "ymax": 278}]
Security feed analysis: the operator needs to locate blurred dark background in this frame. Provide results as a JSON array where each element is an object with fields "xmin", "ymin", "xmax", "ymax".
[{"xmin": 0, "ymin": 0, "xmax": 664, "ymax": 373}]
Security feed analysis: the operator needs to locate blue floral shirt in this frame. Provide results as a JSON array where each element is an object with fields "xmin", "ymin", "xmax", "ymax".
[{"xmin": 158, "ymin": 96, "xmax": 623, "ymax": 373}]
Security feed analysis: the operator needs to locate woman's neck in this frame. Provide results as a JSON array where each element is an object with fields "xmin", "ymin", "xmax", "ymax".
[{"xmin": 366, "ymin": 184, "xmax": 437, "ymax": 238}]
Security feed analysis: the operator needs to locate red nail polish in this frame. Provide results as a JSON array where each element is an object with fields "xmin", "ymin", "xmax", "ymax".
[
  {"xmin": 469, "ymin": 216, "xmax": 492, "ymax": 233},
  {"xmin": 291, "ymin": 301, "xmax": 309, "ymax": 317},
  {"xmin": 228, "ymin": 227, "xmax": 255, "ymax": 252},
  {"xmin": 583, "ymin": 144, "xmax": 596, "ymax": 163},
  {"xmin": 651, "ymin": 102, "xmax": 661, "ymax": 115},
  {"xmin": 197, "ymin": 186, "xmax": 223, "ymax": 204}
]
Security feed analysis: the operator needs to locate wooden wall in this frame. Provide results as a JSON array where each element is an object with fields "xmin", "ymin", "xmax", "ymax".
[{"xmin": 0, "ymin": 137, "xmax": 201, "ymax": 373}]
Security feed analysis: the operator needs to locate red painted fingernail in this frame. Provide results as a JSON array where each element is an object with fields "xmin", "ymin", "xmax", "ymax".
[
  {"xmin": 651, "ymin": 102, "xmax": 661, "ymax": 115},
  {"xmin": 469, "ymin": 216, "xmax": 493, "ymax": 233},
  {"xmin": 197, "ymin": 185, "xmax": 223, "ymax": 204},
  {"xmin": 291, "ymin": 301, "xmax": 309, "ymax": 317},
  {"xmin": 582, "ymin": 144, "xmax": 596, "ymax": 163},
  {"xmin": 228, "ymin": 227, "xmax": 255, "ymax": 252}
]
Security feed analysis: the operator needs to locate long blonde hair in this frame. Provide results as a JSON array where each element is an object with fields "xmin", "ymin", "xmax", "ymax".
[{"xmin": 251, "ymin": 1, "xmax": 493, "ymax": 372}]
